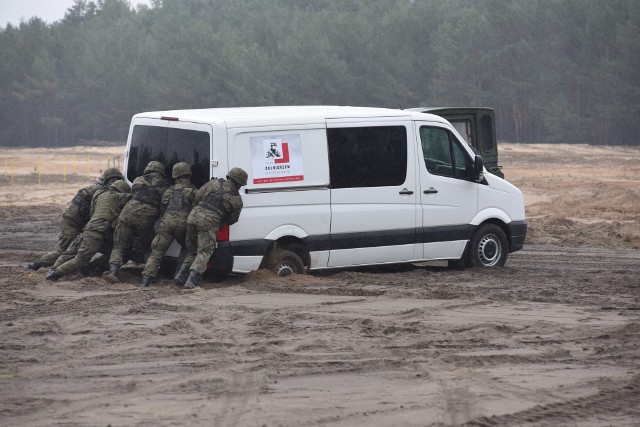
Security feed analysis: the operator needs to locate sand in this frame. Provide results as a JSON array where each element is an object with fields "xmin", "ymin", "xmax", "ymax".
[{"xmin": 1, "ymin": 143, "xmax": 639, "ymax": 426}]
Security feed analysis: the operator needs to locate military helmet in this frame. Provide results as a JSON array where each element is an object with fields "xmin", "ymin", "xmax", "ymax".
[
  {"xmin": 144, "ymin": 160, "xmax": 165, "ymax": 175},
  {"xmin": 101, "ymin": 167, "xmax": 124, "ymax": 183},
  {"xmin": 227, "ymin": 167, "xmax": 248, "ymax": 187},
  {"xmin": 110, "ymin": 180, "xmax": 131, "ymax": 194},
  {"xmin": 172, "ymin": 162, "xmax": 192, "ymax": 179}
]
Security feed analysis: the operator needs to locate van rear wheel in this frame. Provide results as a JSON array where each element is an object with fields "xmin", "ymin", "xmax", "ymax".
[
  {"xmin": 470, "ymin": 224, "xmax": 508, "ymax": 268},
  {"xmin": 267, "ymin": 249, "xmax": 305, "ymax": 277}
]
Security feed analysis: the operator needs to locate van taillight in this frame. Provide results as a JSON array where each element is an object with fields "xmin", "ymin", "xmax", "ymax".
[
  {"xmin": 217, "ymin": 224, "xmax": 229, "ymax": 242},
  {"xmin": 161, "ymin": 116, "xmax": 179, "ymax": 121}
]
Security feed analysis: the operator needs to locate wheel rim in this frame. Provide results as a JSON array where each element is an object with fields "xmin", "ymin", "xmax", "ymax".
[
  {"xmin": 478, "ymin": 234, "xmax": 501, "ymax": 267},
  {"xmin": 276, "ymin": 263, "xmax": 295, "ymax": 277}
]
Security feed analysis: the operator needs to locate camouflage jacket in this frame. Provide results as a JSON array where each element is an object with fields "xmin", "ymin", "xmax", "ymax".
[
  {"xmin": 118, "ymin": 171, "xmax": 170, "ymax": 225},
  {"xmin": 62, "ymin": 182, "xmax": 106, "ymax": 226},
  {"xmin": 188, "ymin": 178, "xmax": 243, "ymax": 226},
  {"xmin": 84, "ymin": 187, "xmax": 131, "ymax": 234},
  {"xmin": 160, "ymin": 178, "xmax": 198, "ymax": 219}
]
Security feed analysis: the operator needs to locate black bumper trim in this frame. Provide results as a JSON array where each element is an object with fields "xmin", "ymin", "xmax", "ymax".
[{"xmin": 507, "ymin": 220, "xmax": 527, "ymax": 252}]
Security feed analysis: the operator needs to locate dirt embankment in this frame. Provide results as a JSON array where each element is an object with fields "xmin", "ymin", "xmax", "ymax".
[{"xmin": 1, "ymin": 143, "xmax": 639, "ymax": 426}]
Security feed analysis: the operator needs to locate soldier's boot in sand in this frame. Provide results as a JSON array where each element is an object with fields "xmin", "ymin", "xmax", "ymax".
[
  {"xmin": 45, "ymin": 269, "xmax": 61, "ymax": 281},
  {"xmin": 140, "ymin": 276, "xmax": 152, "ymax": 288},
  {"xmin": 174, "ymin": 264, "xmax": 190, "ymax": 286},
  {"xmin": 102, "ymin": 263, "xmax": 120, "ymax": 283},
  {"xmin": 25, "ymin": 261, "xmax": 42, "ymax": 271},
  {"xmin": 184, "ymin": 270, "xmax": 201, "ymax": 289}
]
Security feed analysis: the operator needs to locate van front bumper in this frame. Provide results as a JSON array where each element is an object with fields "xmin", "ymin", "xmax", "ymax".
[{"xmin": 508, "ymin": 221, "xmax": 527, "ymax": 253}]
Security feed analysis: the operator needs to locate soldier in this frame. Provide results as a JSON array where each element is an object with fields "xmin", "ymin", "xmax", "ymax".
[
  {"xmin": 175, "ymin": 167, "xmax": 247, "ymax": 289},
  {"xmin": 105, "ymin": 161, "xmax": 170, "ymax": 280},
  {"xmin": 25, "ymin": 167, "xmax": 124, "ymax": 272},
  {"xmin": 139, "ymin": 162, "xmax": 197, "ymax": 288},
  {"xmin": 45, "ymin": 180, "xmax": 131, "ymax": 281}
]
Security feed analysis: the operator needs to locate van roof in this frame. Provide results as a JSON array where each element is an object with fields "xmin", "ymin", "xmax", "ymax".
[{"xmin": 133, "ymin": 105, "xmax": 448, "ymax": 128}]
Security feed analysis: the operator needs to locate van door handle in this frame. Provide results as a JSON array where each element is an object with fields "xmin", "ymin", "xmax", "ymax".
[
  {"xmin": 399, "ymin": 188, "xmax": 414, "ymax": 195},
  {"xmin": 423, "ymin": 187, "xmax": 438, "ymax": 194}
]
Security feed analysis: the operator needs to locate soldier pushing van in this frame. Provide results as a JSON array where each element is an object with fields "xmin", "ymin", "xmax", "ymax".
[
  {"xmin": 25, "ymin": 167, "xmax": 124, "ymax": 272},
  {"xmin": 174, "ymin": 167, "xmax": 247, "ymax": 289},
  {"xmin": 105, "ymin": 161, "xmax": 170, "ymax": 280},
  {"xmin": 45, "ymin": 180, "xmax": 132, "ymax": 281},
  {"xmin": 140, "ymin": 162, "xmax": 197, "ymax": 288}
]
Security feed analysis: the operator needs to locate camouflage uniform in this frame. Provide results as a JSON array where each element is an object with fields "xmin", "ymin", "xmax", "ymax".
[
  {"xmin": 177, "ymin": 167, "xmax": 246, "ymax": 288},
  {"xmin": 141, "ymin": 163, "xmax": 197, "ymax": 285},
  {"xmin": 108, "ymin": 161, "xmax": 170, "ymax": 272},
  {"xmin": 27, "ymin": 168, "xmax": 123, "ymax": 271},
  {"xmin": 46, "ymin": 180, "xmax": 131, "ymax": 280}
]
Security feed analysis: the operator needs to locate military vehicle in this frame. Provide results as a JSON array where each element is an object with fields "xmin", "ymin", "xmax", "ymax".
[{"xmin": 408, "ymin": 107, "xmax": 503, "ymax": 178}]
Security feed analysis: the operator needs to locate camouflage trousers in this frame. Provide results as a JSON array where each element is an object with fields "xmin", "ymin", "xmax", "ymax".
[
  {"xmin": 54, "ymin": 230, "xmax": 111, "ymax": 277},
  {"xmin": 182, "ymin": 218, "xmax": 221, "ymax": 275},
  {"xmin": 109, "ymin": 217, "xmax": 155, "ymax": 267},
  {"xmin": 38, "ymin": 216, "xmax": 83, "ymax": 267},
  {"xmin": 142, "ymin": 215, "xmax": 188, "ymax": 279}
]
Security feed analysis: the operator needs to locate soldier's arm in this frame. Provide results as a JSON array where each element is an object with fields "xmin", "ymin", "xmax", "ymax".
[
  {"xmin": 89, "ymin": 191, "xmax": 100, "ymax": 217},
  {"xmin": 187, "ymin": 187, "xmax": 198, "ymax": 209},
  {"xmin": 194, "ymin": 182, "xmax": 208, "ymax": 205},
  {"xmin": 225, "ymin": 199, "xmax": 243, "ymax": 226},
  {"xmin": 160, "ymin": 187, "xmax": 172, "ymax": 214},
  {"xmin": 130, "ymin": 177, "xmax": 142, "ymax": 195}
]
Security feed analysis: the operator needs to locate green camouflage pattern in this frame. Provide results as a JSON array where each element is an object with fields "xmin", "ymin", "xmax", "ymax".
[
  {"xmin": 38, "ymin": 216, "xmax": 83, "ymax": 267},
  {"xmin": 110, "ymin": 171, "xmax": 170, "ymax": 266},
  {"xmin": 62, "ymin": 182, "xmax": 106, "ymax": 227},
  {"xmin": 182, "ymin": 178, "xmax": 243, "ymax": 274},
  {"xmin": 142, "ymin": 178, "xmax": 197, "ymax": 279},
  {"xmin": 54, "ymin": 184, "xmax": 131, "ymax": 277},
  {"xmin": 36, "ymin": 181, "xmax": 106, "ymax": 267}
]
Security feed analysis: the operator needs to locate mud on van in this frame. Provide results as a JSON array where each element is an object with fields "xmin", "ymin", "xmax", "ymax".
[{"xmin": 124, "ymin": 106, "xmax": 527, "ymax": 276}]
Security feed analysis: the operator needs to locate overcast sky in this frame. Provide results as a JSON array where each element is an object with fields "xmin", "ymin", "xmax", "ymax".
[{"xmin": 1, "ymin": 0, "xmax": 151, "ymax": 27}]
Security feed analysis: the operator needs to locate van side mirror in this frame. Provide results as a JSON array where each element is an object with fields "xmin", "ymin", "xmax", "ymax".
[{"xmin": 473, "ymin": 155, "xmax": 484, "ymax": 182}]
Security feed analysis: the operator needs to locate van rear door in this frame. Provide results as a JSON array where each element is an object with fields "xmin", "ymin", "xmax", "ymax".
[
  {"xmin": 126, "ymin": 117, "xmax": 212, "ymax": 187},
  {"xmin": 326, "ymin": 119, "xmax": 419, "ymax": 267}
]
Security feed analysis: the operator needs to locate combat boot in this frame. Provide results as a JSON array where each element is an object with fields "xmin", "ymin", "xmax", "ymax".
[
  {"xmin": 184, "ymin": 270, "xmax": 201, "ymax": 289},
  {"xmin": 174, "ymin": 264, "xmax": 190, "ymax": 286},
  {"xmin": 140, "ymin": 276, "xmax": 152, "ymax": 288},
  {"xmin": 108, "ymin": 263, "xmax": 120, "ymax": 276},
  {"xmin": 45, "ymin": 269, "xmax": 61, "ymax": 281},
  {"xmin": 102, "ymin": 263, "xmax": 120, "ymax": 283},
  {"xmin": 25, "ymin": 261, "xmax": 42, "ymax": 271}
]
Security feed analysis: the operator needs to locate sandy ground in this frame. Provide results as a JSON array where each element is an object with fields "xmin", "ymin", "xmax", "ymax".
[{"xmin": 1, "ymin": 143, "xmax": 639, "ymax": 426}]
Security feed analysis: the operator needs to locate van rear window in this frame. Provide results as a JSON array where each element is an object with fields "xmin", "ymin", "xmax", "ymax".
[
  {"xmin": 327, "ymin": 126, "xmax": 407, "ymax": 189},
  {"xmin": 127, "ymin": 125, "xmax": 210, "ymax": 187}
]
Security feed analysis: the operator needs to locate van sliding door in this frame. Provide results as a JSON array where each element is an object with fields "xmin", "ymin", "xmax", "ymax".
[{"xmin": 326, "ymin": 120, "xmax": 419, "ymax": 267}]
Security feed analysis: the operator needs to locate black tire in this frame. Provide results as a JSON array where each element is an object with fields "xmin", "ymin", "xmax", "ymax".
[
  {"xmin": 469, "ymin": 224, "xmax": 508, "ymax": 268},
  {"xmin": 267, "ymin": 249, "xmax": 306, "ymax": 277}
]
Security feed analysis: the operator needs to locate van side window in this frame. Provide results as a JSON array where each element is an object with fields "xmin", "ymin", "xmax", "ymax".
[
  {"xmin": 128, "ymin": 125, "xmax": 210, "ymax": 187},
  {"xmin": 480, "ymin": 114, "xmax": 494, "ymax": 152},
  {"xmin": 420, "ymin": 126, "xmax": 473, "ymax": 180},
  {"xmin": 449, "ymin": 119, "xmax": 473, "ymax": 147},
  {"xmin": 327, "ymin": 126, "xmax": 407, "ymax": 189}
]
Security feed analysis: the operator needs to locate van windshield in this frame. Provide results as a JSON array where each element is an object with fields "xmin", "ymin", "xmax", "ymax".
[{"xmin": 127, "ymin": 125, "xmax": 210, "ymax": 187}]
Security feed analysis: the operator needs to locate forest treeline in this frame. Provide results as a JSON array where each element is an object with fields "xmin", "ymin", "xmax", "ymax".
[{"xmin": 1, "ymin": 0, "xmax": 639, "ymax": 147}]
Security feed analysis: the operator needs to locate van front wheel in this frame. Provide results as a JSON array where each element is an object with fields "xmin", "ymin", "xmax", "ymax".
[
  {"xmin": 267, "ymin": 249, "xmax": 306, "ymax": 277},
  {"xmin": 470, "ymin": 224, "xmax": 508, "ymax": 268}
]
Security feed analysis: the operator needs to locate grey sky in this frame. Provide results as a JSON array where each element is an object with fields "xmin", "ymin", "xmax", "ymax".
[{"xmin": 1, "ymin": 0, "xmax": 151, "ymax": 28}]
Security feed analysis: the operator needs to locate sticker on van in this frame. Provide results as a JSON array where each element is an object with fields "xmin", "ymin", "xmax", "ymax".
[{"xmin": 250, "ymin": 134, "xmax": 304, "ymax": 184}]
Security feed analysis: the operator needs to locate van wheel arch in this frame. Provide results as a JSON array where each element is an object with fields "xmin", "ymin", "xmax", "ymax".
[{"xmin": 261, "ymin": 238, "xmax": 310, "ymax": 275}]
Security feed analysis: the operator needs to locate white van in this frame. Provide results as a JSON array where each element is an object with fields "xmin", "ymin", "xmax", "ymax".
[{"xmin": 123, "ymin": 106, "xmax": 527, "ymax": 276}]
